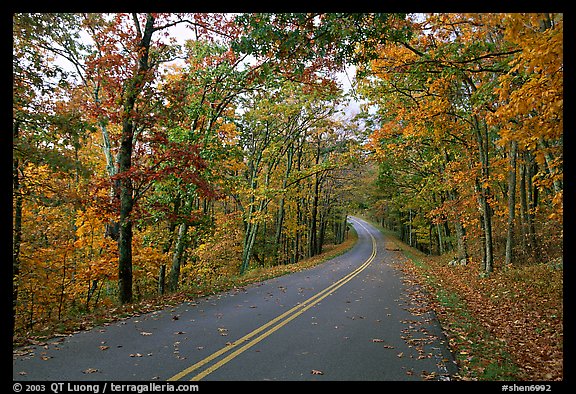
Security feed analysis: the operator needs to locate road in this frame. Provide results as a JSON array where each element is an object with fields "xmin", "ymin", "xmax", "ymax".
[{"xmin": 12, "ymin": 217, "xmax": 457, "ymax": 381}]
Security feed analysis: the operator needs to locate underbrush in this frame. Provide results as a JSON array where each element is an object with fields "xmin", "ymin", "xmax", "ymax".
[{"xmin": 13, "ymin": 228, "xmax": 358, "ymax": 348}]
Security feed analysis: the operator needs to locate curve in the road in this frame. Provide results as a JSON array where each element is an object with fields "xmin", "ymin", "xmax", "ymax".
[{"xmin": 169, "ymin": 218, "xmax": 377, "ymax": 381}]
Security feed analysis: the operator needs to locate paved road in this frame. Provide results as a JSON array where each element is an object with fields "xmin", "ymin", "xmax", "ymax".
[{"xmin": 13, "ymin": 217, "xmax": 457, "ymax": 381}]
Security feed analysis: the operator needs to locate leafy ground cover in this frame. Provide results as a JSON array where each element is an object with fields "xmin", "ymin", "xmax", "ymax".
[{"xmin": 383, "ymin": 229, "xmax": 563, "ymax": 381}]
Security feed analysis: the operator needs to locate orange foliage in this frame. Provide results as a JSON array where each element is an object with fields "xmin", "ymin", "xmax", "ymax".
[{"xmin": 361, "ymin": 13, "xmax": 562, "ymax": 266}]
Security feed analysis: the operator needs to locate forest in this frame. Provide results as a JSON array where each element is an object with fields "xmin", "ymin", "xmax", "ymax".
[{"xmin": 13, "ymin": 13, "xmax": 562, "ymax": 377}]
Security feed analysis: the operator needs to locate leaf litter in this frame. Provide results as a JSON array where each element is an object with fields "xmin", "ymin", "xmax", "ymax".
[{"xmin": 393, "ymin": 251, "xmax": 563, "ymax": 381}]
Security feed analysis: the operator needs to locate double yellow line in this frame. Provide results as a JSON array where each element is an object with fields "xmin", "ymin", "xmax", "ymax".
[{"xmin": 168, "ymin": 219, "xmax": 377, "ymax": 381}]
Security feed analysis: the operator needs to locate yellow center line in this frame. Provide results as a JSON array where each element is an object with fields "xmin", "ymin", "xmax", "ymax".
[{"xmin": 167, "ymin": 218, "xmax": 377, "ymax": 381}]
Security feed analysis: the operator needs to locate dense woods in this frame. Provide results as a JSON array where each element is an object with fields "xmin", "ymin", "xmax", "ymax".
[
  {"xmin": 359, "ymin": 13, "xmax": 562, "ymax": 273},
  {"xmin": 13, "ymin": 13, "xmax": 371, "ymax": 335},
  {"xmin": 13, "ymin": 12, "xmax": 562, "ymax": 375}
]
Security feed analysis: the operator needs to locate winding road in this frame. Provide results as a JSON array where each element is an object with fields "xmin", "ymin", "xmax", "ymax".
[{"xmin": 13, "ymin": 217, "xmax": 457, "ymax": 381}]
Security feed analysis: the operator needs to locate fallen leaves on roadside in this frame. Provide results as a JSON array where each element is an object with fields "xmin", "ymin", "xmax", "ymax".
[
  {"xmin": 395, "ymin": 249, "xmax": 563, "ymax": 381},
  {"xmin": 421, "ymin": 371, "xmax": 437, "ymax": 380}
]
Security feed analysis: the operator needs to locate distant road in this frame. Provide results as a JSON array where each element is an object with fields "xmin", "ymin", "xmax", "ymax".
[{"xmin": 13, "ymin": 217, "xmax": 457, "ymax": 381}]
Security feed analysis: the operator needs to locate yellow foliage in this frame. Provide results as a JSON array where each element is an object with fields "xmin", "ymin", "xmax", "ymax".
[
  {"xmin": 187, "ymin": 212, "xmax": 243, "ymax": 284},
  {"xmin": 217, "ymin": 122, "xmax": 239, "ymax": 146}
]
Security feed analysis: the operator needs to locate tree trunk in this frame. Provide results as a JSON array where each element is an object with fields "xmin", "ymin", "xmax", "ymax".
[
  {"xmin": 240, "ymin": 220, "xmax": 259, "ymax": 274},
  {"xmin": 538, "ymin": 139, "xmax": 562, "ymax": 195},
  {"xmin": 526, "ymin": 153, "xmax": 540, "ymax": 260},
  {"xmin": 240, "ymin": 187, "xmax": 266, "ymax": 274},
  {"xmin": 408, "ymin": 209, "xmax": 413, "ymax": 247},
  {"xmin": 505, "ymin": 140, "xmax": 518, "ymax": 266},
  {"xmin": 318, "ymin": 213, "xmax": 327, "ymax": 255},
  {"xmin": 519, "ymin": 155, "xmax": 529, "ymax": 251},
  {"xmin": 118, "ymin": 179, "xmax": 133, "ymax": 304},
  {"xmin": 454, "ymin": 220, "xmax": 468, "ymax": 261},
  {"xmin": 446, "ymin": 189, "xmax": 468, "ymax": 261},
  {"xmin": 99, "ymin": 120, "xmax": 120, "ymax": 241},
  {"xmin": 158, "ymin": 265, "xmax": 166, "ymax": 295},
  {"xmin": 473, "ymin": 114, "xmax": 494, "ymax": 273},
  {"xmin": 168, "ymin": 222, "xmax": 188, "ymax": 292},
  {"xmin": 436, "ymin": 222, "xmax": 444, "ymax": 255},
  {"xmin": 274, "ymin": 145, "xmax": 293, "ymax": 263},
  {"xmin": 117, "ymin": 13, "xmax": 155, "ymax": 305},
  {"xmin": 519, "ymin": 152, "xmax": 539, "ymax": 261},
  {"xmin": 308, "ymin": 170, "xmax": 322, "ymax": 258},
  {"xmin": 117, "ymin": 117, "xmax": 135, "ymax": 304}
]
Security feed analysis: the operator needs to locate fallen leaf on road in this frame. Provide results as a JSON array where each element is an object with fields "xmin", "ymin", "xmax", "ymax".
[
  {"xmin": 311, "ymin": 369, "xmax": 324, "ymax": 375},
  {"xmin": 397, "ymin": 352, "xmax": 404, "ymax": 358},
  {"xmin": 141, "ymin": 332, "xmax": 152, "ymax": 336},
  {"xmin": 99, "ymin": 346, "xmax": 109, "ymax": 351},
  {"xmin": 130, "ymin": 353, "xmax": 143, "ymax": 357},
  {"xmin": 421, "ymin": 371, "xmax": 437, "ymax": 380},
  {"xmin": 372, "ymin": 338, "xmax": 385, "ymax": 343},
  {"xmin": 83, "ymin": 368, "xmax": 99, "ymax": 374}
]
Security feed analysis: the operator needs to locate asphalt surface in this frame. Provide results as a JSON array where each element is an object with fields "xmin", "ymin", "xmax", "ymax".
[{"xmin": 12, "ymin": 217, "xmax": 457, "ymax": 381}]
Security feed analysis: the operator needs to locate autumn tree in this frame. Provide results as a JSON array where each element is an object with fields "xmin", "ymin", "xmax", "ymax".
[
  {"xmin": 80, "ymin": 13, "xmax": 246, "ymax": 303},
  {"xmin": 13, "ymin": 13, "xmax": 94, "ymax": 332},
  {"xmin": 359, "ymin": 13, "xmax": 562, "ymax": 271},
  {"xmin": 148, "ymin": 38, "xmax": 255, "ymax": 292}
]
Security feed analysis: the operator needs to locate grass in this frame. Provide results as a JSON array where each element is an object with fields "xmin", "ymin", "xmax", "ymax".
[
  {"xmin": 433, "ymin": 286, "xmax": 520, "ymax": 380},
  {"xmin": 403, "ymin": 251, "xmax": 520, "ymax": 380}
]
